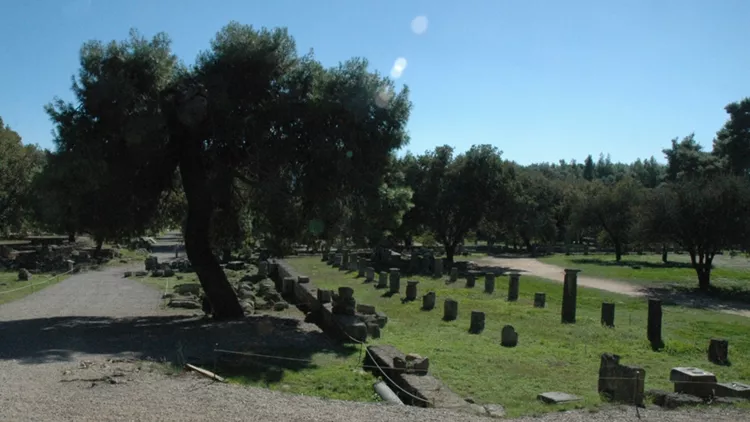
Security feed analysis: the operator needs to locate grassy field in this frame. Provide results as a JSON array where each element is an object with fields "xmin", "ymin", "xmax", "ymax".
[
  {"xmin": 0, "ymin": 270, "xmax": 70, "ymax": 306},
  {"xmin": 539, "ymin": 253, "xmax": 750, "ymax": 291},
  {"xmin": 287, "ymin": 256, "xmax": 750, "ymax": 417}
]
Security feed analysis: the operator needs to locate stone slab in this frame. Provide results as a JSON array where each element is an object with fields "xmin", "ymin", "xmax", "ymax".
[
  {"xmin": 715, "ymin": 382, "xmax": 750, "ymax": 399},
  {"xmin": 400, "ymin": 373, "xmax": 467, "ymax": 409},
  {"xmin": 669, "ymin": 367, "xmax": 716, "ymax": 383},
  {"xmin": 537, "ymin": 392, "xmax": 582, "ymax": 404}
]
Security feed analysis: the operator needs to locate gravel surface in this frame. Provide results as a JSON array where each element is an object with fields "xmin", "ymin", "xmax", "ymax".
[{"xmin": 0, "ymin": 262, "xmax": 748, "ymax": 421}]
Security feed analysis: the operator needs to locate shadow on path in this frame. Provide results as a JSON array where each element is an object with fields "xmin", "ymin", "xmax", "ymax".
[{"xmin": 0, "ymin": 314, "xmax": 357, "ymax": 385}]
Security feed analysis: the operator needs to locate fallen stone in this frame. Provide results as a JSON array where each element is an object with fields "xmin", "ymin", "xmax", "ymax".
[
  {"xmin": 713, "ymin": 396, "xmax": 748, "ymax": 405},
  {"xmin": 537, "ymin": 392, "xmax": 581, "ymax": 404},
  {"xmin": 356, "ymin": 304, "xmax": 377, "ymax": 315},
  {"xmin": 17, "ymin": 268, "xmax": 30, "ymax": 281},
  {"xmin": 163, "ymin": 268, "xmax": 175, "ymax": 277},
  {"xmin": 167, "ymin": 298, "xmax": 201, "ymax": 309},
  {"xmin": 134, "ymin": 271, "xmax": 148, "ymax": 277},
  {"xmin": 375, "ymin": 311, "xmax": 388, "ymax": 328},
  {"xmin": 648, "ymin": 389, "xmax": 703, "ymax": 409},
  {"xmin": 483, "ymin": 404, "xmax": 506, "ymax": 418},
  {"xmin": 240, "ymin": 299, "xmax": 255, "ymax": 315},
  {"xmin": 598, "ymin": 353, "xmax": 645, "ymax": 406},
  {"xmin": 715, "ymin": 382, "xmax": 750, "ymax": 399},
  {"xmin": 273, "ymin": 301, "xmax": 289, "ymax": 311},
  {"xmin": 366, "ymin": 322, "xmax": 381, "ymax": 339},
  {"xmin": 152, "ymin": 270, "xmax": 164, "ymax": 277},
  {"xmin": 254, "ymin": 298, "xmax": 271, "ymax": 310},
  {"xmin": 174, "ymin": 283, "xmax": 201, "ymax": 296},
  {"xmin": 501, "ymin": 325, "xmax": 518, "ymax": 347},
  {"xmin": 226, "ymin": 261, "xmax": 246, "ymax": 270},
  {"xmin": 123, "ymin": 271, "xmax": 133, "ymax": 278}
]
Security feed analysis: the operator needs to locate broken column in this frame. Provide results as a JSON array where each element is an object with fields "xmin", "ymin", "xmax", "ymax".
[
  {"xmin": 341, "ymin": 251, "xmax": 350, "ymax": 270},
  {"xmin": 647, "ymin": 299, "xmax": 663, "ymax": 348},
  {"xmin": 282, "ymin": 277, "xmax": 296, "ymax": 297},
  {"xmin": 389, "ymin": 268, "xmax": 401, "ymax": 293},
  {"xmin": 561, "ymin": 269, "xmax": 580, "ymax": 324},
  {"xmin": 332, "ymin": 286, "xmax": 356, "ymax": 315},
  {"xmin": 443, "ymin": 299, "xmax": 458, "ymax": 321},
  {"xmin": 258, "ymin": 261, "xmax": 269, "ymax": 277},
  {"xmin": 450, "ymin": 267, "xmax": 458, "ymax": 282},
  {"xmin": 507, "ymin": 273, "xmax": 520, "ymax": 301},
  {"xmin": 422, "ymin": 292, "xmax": 436, "ymax": 310},
  {"xmin": 501, "ymin": 325, "xmax": 518, "ymax": 347},
  {"xmin": 377, "ymin": 271, "xmax": 388, "ymax": 288},
  {"xmin": 534, "ymin": 292, "xmax": 546, "ymax": 308},
  {"xmin": 484, "ymin": 273, "xmax": 495, "ymax": 294},
  {"xmin": 601, "ymin": 302, "xmax": 615, "ymax": 328},
  {"xmin": 708, "ymin": 338, "xmax": 729, "ymax": 365},
  {"xmin": 466, "ymin": 271, "xmax": 476, "ymax": 288},
  {"xmin": 433, "ymin": 258, "xmax": 443, "ymax": 277},
  {"xmin": 597, "ymin": 353, "xmax": 645, "ymax": 406},
  {"xmin": 317, "ymin": 289, "xmax": 332, "ymax": 304},
  {"xmin": 333, "ymin": 253, "xmax": 343, "ymax": 267},
  {"xmin": 357, "ymin": 257, "xmax": 366, "ymax": 277},
  {"xmin": 405, "ymin": 280, "xmax": 419, "ymax": 301},
  {"xmin": 365, "ymin": 267, "xmax": 375, "ymax": 283},
  {"xmin": 469, "ymin": 311, "xmax": 485, "ymax": 334}
]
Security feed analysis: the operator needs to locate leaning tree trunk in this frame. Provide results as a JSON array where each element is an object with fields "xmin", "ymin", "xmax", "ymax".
[
  {"xmin": 170, "ymin": 87, "xmax": 243, "ymax": 320},
  {"xmin": 696, "ymin": 266, "xmax": 711, "ymax": 291},
  {"xmin": 614, "ymin": 241, "xmax": 623, "ymax": 262}
]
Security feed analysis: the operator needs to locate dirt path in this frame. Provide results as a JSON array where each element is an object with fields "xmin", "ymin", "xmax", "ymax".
[
  {"xmin": 475, "ymin": 256, "xmax": 750, "ymax": 317},
  {"xmin": 0, "ymin": 263, "xmax": 746, "ymax": 421}
]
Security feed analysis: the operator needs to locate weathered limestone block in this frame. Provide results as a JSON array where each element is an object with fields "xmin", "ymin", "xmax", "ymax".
[
  {"xmin": 670, "ymin": 367, "xmax": 717, "ymax": 398},
  {"xmin": 450, "ymin": 267, "xmax": 458, "ymax": 282},
  {"xmin": 405, "ymin": 280, "xmax": 419, "ymax": 301},
  {"xmin": 601, "ymin": 302, "xmax": 615, "ymax": 328},
  {"xmin": 501, "ymin": 325, "xmax": 518, "ymax": 347},
  {"xmin": 434, "ymin": 259, "xmax": 443, "ymax": 277},
  {"xmin": 365, "ymin": 267, "xmax": 375, "ymax": 283},
  {"xmin": 715, "ymin": 382, "xmax": 750, "ymax": 399},
  {"xmin": 377, "ymin": 271, "xmax": 388, "ymax": 288},
  {"xmin": 282, "ymin": 277, "xmax": 296, "ymax": 296},
  {"xmin": 469, "ymin": 311, "xmax": 485, "ymax": 334},
  {"xmin": 356, "ymin": 303, "xmax": 376, "ymax": 315},
  {"xmin": 561, "ymin": 269, "xmax": 580, "ymax": 324},
  {"xmin": 466, "ymin": 271, "xmax": 477, "ymax": 288},
  {"xmin": 598, "ymin": 353, "xmax": 645, "ymax": 406},
  {"xmin": 317, "ymin": 289, "xmax": 332, "ymax": 304},
  {"xmin": 443, "ymin": 299, "xmax": 458, "ymax": 321},
  {"xmin": 708, "ymin": 338, "xmax": 729, "ymax": 365},
  {"xmin": 389, "ymin": 268, "xmax": 401, "ymax": 293},
  {"xmin": 484, "ymin": 273, "xmax": 495, "ymax": 294},
  {"xmin": 507, "ymin": 273, "xmax": 520, "ymax": 301},
  {"xmin": 332, "ymin": 286, "xmax": 356, "ymax": 315},
  {"xmin": 534, "ymin": 292, "xmax": 546, "ymax": 308},
  {"xmin": 422, "ymin": 292, "xmax": 436, "ymax": 310}
]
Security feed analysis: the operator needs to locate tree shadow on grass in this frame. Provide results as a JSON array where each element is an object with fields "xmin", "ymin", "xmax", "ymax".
[
  {"xmin": 569, "ymin": 258, "xmax": 694, "ymax": 270},
  {"xmin": 644, "ymin": 284, "xmax": 750, "ymax": 312},
  {"xmin": 0, "ymin": 314, "xmax": 358, "ymax": 386}
]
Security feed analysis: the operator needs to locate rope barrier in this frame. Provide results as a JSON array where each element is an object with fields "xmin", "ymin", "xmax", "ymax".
[{"xmin": 0, "ymin": 268, "xmax": 75, "ymax": 296}]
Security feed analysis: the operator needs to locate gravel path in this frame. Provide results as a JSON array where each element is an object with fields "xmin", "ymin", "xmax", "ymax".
[
  {"xmin": 475, "ymin": 256, "xmax": 750, "ymax": 317},
  {"xmin": 0, "ymin": 263, "xmax": 747, "ymax": 421}
]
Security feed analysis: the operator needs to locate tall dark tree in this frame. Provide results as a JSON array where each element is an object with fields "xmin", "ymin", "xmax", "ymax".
[
  {"xmin": 582, "ymin": 154, "xmax": 595, "ymax": 181},
  {"xmin": 713, "ymin": 97, "xmax": 750, "ymax": 177},
  {"xmin": 48, "ymin": 24, "xmax": 410, "ymax": 319},
  {"xmin": 640, "ymin": 175, "xmax": 750, "ymax": 290}
]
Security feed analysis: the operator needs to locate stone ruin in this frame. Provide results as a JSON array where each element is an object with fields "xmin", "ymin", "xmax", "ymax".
[
  {"xmin": 1, "ymin": 236, "xmax": 120, "ymax": 275},
  {"xmin": 648, "ymin": 366, "xmax": 749, "ymax": 408}
]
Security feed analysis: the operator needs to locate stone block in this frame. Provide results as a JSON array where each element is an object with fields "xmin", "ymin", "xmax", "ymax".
[
  {"xmin": 669, "ymin": 367, "xmax": 716, "ymax": 383},
  {"xmin": 715, "ymin": 382, "xmax": 750, "ymax": 399},
  {"xmin": 533, "ymin": 292, "xmax": 546, "ymax": 308},
  {"xmin": 469, "ymin": 311, "xmax": 485, "ymax": 334},
  {"xmin": 377, "ymin": 271, "xmax": 388, "ymax": 288},
  {"xmin": 333, "ymin": 314, "xmax": 367, "ymax": 343},
  {"xmin": 405, "ymin": 280, "xmax": 419, "ymax": 301},
  {"xmin": 422, "ymin": 292, "xmax": 436, "ymax": 310},
  {"xmin": 501, "ymin": 325, "xmax": 517, "ymax": 347},
  {"xmin": 537, "ymin": 392, "xmax": 581, "ymax": 404},
  {"xmin": 356, "ymin": 303, "xmax": 377, "ymax": 315},
  {"xmin": 450, "ymin": 267, "xmax": 458, "ymax": 282},
  {"xmin": 443, "ymin": 299, "xmax": 458, "ymax": 321},
  {"xmin": 597, "ymin": 353, "xmax": 645, "ymax": 406},
  {"xmin": 708, "ymin": 338, "xmax": 729, "ymax": 365},
  {"xmin": 317, "ymin": 289, "xmax": 332, "ymax": 304}
]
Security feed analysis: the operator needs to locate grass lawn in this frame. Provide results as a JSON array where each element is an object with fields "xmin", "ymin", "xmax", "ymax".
[
  {"xmin": 288, "ymin": 256, "xmax": 750, "ymax": 417},
  {"xmin": 130, "ymin": 268, "xmax": 381, "ymax": 401},
  {"xmin": 0, "ymin": 270, "xmax": 70, "ymax": 306},
  {"xmin": 539, "ymin": 253, "xmax": 750, "ymax": 291}
]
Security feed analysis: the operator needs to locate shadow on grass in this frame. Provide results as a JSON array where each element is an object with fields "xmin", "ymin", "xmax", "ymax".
[
  {"xmin": 0, "ymin": 314, "xmax": 357, "ymax": 386},
  {"xmin": 568, "ymin": 258, "xmax": 694, "ymax": 270},
  {"xmin": 645, "ymin": 284, "xmax": 750, "ymax": 311}
]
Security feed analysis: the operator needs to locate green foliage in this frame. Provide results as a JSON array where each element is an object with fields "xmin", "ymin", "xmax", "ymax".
[
  {"xmin": 713, "ymin": 97, "xmax": 750, "ymax": 177},
  {"xmin": 572, "ymin": 177, "xmax": 644, "ymax": 260},
  {"xmin": 400, "ymin": 144, "xmax": 512, "ymax": 261},
  {"xmin": 640, "ymin": 174, "xmax": 750, "ymax": 289},
  {"xmin": 0, "ymin": 118, "xmax": 45, "ymax": 235}
]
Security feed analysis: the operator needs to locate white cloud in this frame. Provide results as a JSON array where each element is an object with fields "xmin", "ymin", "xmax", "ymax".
[
  {"xmin": 411, "ymin": 16, "xmax": 428, "ymax": 35},
  {"xmin": 390, "ymin": 57, "xmax": 408, "ymax": 79}
]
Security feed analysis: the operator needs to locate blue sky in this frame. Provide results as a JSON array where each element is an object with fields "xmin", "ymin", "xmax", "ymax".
[{"xmin": 1, "ymin": 0, "xmax": 749, "ymax": 165}]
